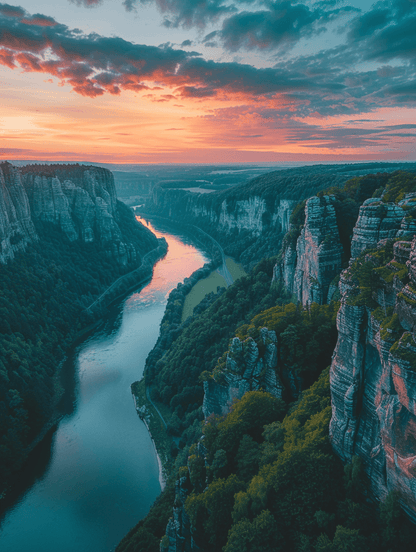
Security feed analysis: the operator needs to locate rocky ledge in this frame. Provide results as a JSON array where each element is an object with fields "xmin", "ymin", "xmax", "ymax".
[
  {"xmin": 0, "ymin": 162, "xmax": 38, "ymax": 263},
  {"xmin": 0, "ymin": 162, "xmax": 159, "ymax": 267},
  {"xmin": 203, "ymin": 327, "xmax": 283, "ymax": 419},
  {"xmin": 329, "ymin": 237, "xmax": 416, "ymax": 521}
]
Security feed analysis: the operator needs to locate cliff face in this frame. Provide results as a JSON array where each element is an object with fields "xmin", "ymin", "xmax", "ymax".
[
  {"xmin": 203, "ymin": 328, "xmax": 283, "ymax": 419},
  {"xmin": 22, "ymin": 165, "xmax": 141, "ymax": 265},
  {"xmin": 0, "ymin": 163, "xmax": 159, "ymax": 267},
  {"xmin": 350, "ymin": 197, "xmax": 415, "ymax": 259},
  {"xmin": 278, "ymin": 195, "xmax": 343, "ymax": 304},
  {"xmin": 0, "ymin": 163, "xmax": 38, "ymax": 263},
  {"xmin": 330, "ymin": 235, "xmax": 416, "ymax": 521},
  {"xmin": 146, "ymin": 168, "xmax": 349, "ymax": 267}
]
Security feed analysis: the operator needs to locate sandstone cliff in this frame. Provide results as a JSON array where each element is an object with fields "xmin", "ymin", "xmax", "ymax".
[
  {"xmin": 277, "ymin": 195, "xmax": 343, "ymax": 304},
  {"xmin": 145, "ymin": 167, "xmax": 349, "ymax": 268},
  {"xmin": 203, "ymin": 328, "xmax": 283, "ymax": 419},
  {"xmin": 330, "ymin": 235, "xmax": 416, "ymax": 521},
  {"xmin": 0, "ymin": 162, "xmax": 38, "ymax": 263},
  {"xmin": 350, "ymin": 196, "xmax": 416, "ymax": 259},
  {"xmin": 0, "ymin": 163, "xmax": 159, "ymax": 267},
  {"xmin": 22, "ymin": 164, "xmax": 151, "ymax": 266}
]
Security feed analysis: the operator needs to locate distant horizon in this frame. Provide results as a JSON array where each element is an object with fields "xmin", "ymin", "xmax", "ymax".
[{"xmin": 5, "ymin": 158, "xmax": 416, "ymax": 170}]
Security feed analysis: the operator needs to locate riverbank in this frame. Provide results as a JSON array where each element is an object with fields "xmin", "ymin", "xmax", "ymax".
[
  {"xmin": 86, "ymin": 240, "xmax": 168, "ymax": 315},
  {"xmin": 0, "ymin": 238, "xmax": 168, "ymax": 502},
  {"xmin": 131, "ymin": 380, "xmax": 173, "ymax": 489}
]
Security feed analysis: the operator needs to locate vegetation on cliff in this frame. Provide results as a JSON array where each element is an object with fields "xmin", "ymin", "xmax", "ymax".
[
  {"xmin": 121, "ymin": 169, "xmax": 416, "ymax": 551},
  {"xmin": 144, "ymin": 258, "xmax": 290, "ymax": 441}
]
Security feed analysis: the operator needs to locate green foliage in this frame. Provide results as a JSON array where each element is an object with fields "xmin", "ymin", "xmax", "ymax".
[
  {"xmin": 146, "ymin": 258, "xmax": 291, "ymax": 436},
  {"xmin": 186, "ymin": 474, "xmax": 245, "ymax": 551},
  {"xmin": 203, "ymin": 391, "xmax": 286, "ymax": 474},
  {"xmin": 381, "ymin": 171, "xmax": 416, "ymax": 204},
  {"xmin": 345, "ymin": 240, "xmax": 396, "ymax": 307},
  {"xmin": 234, "ymin": 301, "xmax": 339, "ymax": 389},
  {"xmin": 224, "ymin": 509, "xmax": 284, "ymax": 552}
]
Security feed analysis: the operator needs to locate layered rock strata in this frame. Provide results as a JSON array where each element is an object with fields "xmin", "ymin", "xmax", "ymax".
[
  {"xmin": 0, "ymin": 162, "xmax": 38, "ymax": 263},
  {"xmin": 350, "ymin": 195, "xmax": 416, "ymax": 260},
  {"xmin": 22, "ymin": 166, "xmax": 141, "ymax": 265},
  {"xmin": 330, "ymin": 237, "xmax": 416, "ymax": 521},
  {"xmin": 0, "ymin": 163, "xmax": 158, "ymax": 267},
  {"xmin": 203, "ymin": 328, "xmax": 283, "ymax": 419},
  {"xmin": 277, "ymin": 195, "xmax": 343, "ymax": 304},
  {"xmin": 161, "ymin": 475, "xmax": 194, "ymax": 552}
]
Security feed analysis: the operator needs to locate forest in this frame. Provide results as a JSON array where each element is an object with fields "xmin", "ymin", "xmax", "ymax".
[{"xmin": 119, "ymin": 169, "xmax": 416, "ymax": 551}]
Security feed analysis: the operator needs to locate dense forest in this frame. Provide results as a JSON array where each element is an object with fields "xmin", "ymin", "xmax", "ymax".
[{"xmin": 119, "ymin": 170, "xmax": 416, "ymax": 551}]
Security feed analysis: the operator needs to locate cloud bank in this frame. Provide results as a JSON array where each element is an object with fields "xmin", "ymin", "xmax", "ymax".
[{"xmin": 0, "ymin": 1, "xmax": 415, "ymax": 122}]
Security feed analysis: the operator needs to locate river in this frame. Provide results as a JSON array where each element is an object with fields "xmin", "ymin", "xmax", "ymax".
[{"xmin": 0, "ymin": 217, "xmax": 208, "ymax": 552}]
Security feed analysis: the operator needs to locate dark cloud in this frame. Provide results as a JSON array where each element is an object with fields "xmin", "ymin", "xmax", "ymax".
[
  {"xmin": 123, "ymin": 0, "xmax": 233, "ymax": 28},
  {"xmin": 218, "ymin": 1, "xmax": 358, "ymax": 52},
  {"xmin": 69, "ymin": 0, "xmax": 103, "ymax": 7},
  {"xmin": 202, "ymin": 31, "xmax": 217, "ymax": 43},
  {"xmin": 0, "ymin": 3, "xmax": 25, "ymax": 17},
  {"xmin": 21, "ymin": 14, "xmax": 58, "ymax": 26},
  {"xmin": 180, "ymin": 39, "xmax": 193, "ymax": 47},
  {"xmin": 347, "ymin": 8, "xmax": 391, "ymax": 41},
  {"xmin": 363, "ymin": 16, "xmax": 416, "ymax": 62},
  {"xmin": 1, "ymin": 3, "xmax": 416, "ymax": 119},
  {"xmin": 0, "ymin": 6, "xmax": 350, "ymax": 101},
  {"xmin": 176, "ymin": 85, "xmax": 218, "ymax": 97}
]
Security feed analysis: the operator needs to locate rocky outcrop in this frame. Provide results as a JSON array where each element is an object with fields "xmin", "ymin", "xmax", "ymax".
[
  {"xmin": 161, "ymin": 475, "xmax": 195, "ymax": 552},
  {"xmin": 277, "ymin": 195, "xmax": 343, "ymax": 304},
  {"xmin": 0, "ymin": 162, "xmax": 37, "ymax": 263},
  {"xmin": 350, "ymin": 194, "xmax": 416, "ymax": 260},
  {"xmin": 203, "ymin": 328, "xmax": 283, "ymax": 419},
  {"xmin": 152, "ymin": 187, "xmax": 296, "ymax": 240},
  {"xmin": 22, "ymin": 165, "xmax": 142, "ymax": 265},
  {"xmin": 350, "ymin": 198, "xmax": 405, "ymax": 259},
  {"xmin": 145, "ymin": 168, "xmax": 350, "ymax": 268},
  {"xmin": 329, "ymin": 237, "xmax": 416, "ymax": 522},
  {"xmin": 0, "ymin": 163, "xmax": 160, "ymax": 267}
]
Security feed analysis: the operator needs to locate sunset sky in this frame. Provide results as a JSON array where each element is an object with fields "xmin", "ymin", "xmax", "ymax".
[{"xmin": 1, "ymin": 0, "xmax": 416, "ymax": 164}]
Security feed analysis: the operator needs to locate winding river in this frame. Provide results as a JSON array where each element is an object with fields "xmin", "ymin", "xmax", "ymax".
[{"xmin": 0, "ymin": 217, "xmax": 208, "ymax": 552}]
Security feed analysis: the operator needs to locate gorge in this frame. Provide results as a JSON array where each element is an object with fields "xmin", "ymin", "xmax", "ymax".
[
  {"xmin": 1, "ymin": 162, "xmax": 416, "ymax": 552},
  {"xmin": 121, "ymin": 166, "xmax": 416, "ymax": 552}
]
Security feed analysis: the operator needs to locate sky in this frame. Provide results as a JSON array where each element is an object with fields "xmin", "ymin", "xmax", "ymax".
[{"xmin": 0, "ymin": 0, "xmax": 416, "ymax": 164}]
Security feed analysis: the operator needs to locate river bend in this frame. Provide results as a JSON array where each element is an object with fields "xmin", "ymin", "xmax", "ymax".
[{"xmin": 0, "ymin": 217, "xmax": 208, "ymax": 552}]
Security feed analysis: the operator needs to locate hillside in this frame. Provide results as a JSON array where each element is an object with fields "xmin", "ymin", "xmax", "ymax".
[
  {"xmin": 119, "ymin": 169, "xmax": 416, "ymax": 552},
  {"xmin": 144, "ymin": 163, "xmax": 416, "ymax": 269}
]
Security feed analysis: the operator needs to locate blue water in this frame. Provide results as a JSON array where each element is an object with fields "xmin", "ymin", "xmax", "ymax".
[{"xmin": 0, "ymin": 218, "xmax": 207, "ymax": 552}]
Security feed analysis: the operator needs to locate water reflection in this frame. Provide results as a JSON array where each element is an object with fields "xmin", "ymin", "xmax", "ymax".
[{"xmin": 0, "ymin": 217, "xmax": 208, "ymax": 552}]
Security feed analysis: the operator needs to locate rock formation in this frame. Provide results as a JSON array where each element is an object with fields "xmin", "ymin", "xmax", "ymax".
[
  {"xmin": 329, "ymin": 237, "xmax": 416, "ymax": 521},
  {"xmin": 277, "ymin": 195, "xmax": 343, "ymax": 304},
  {"xmin": 22, "ymin": 165, "xmax": 143, "ymax": 265},
  {"xmin": 0, "ymin": 163, "xmax": 159, "ymax": 267},
  {"xmin": 146, "ymin": 168, "xmax": 349, "ymax": 268},
  {"xmin": 350, "ymin": 194, "xmax": 416, "ymax": 260},
  {"xmin": 161, "ymin": 475, "xmax": 194, "ymax": 552},
  {"xmin": 0, "ymin": 162, "xmax": 38, "ymax": 263},
  {"xmin": 203, "ymin": 328, "xmax": 283, "ymax": 419}
]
